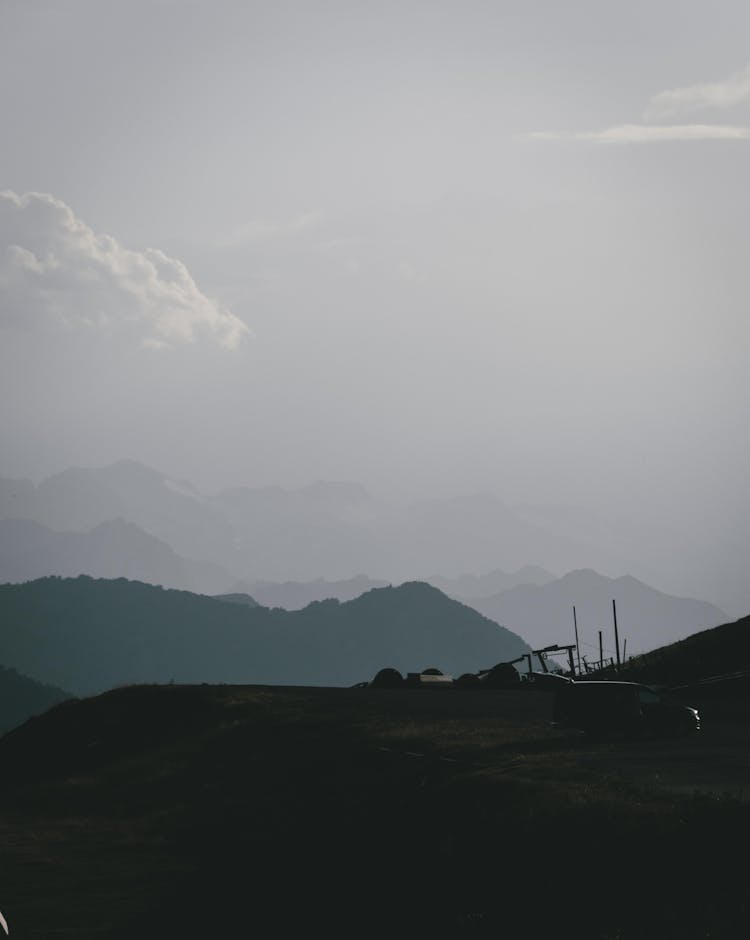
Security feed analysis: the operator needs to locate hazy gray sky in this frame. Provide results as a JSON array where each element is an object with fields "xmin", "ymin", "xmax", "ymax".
[{"xmin": 1, "ymin": 1, "xmax": 748, "ymax": 605}]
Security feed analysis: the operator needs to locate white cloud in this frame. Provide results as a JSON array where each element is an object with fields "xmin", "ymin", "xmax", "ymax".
[
  {"xmin": 0, "ymin": 191, "xmax": 248, "ymax": 349},
  {"xmin": 645, "ymin": 65, "xmax": 750, "ymax": 121},
  {"xmin": 523, "ymin": 64, "xmax": 750, "ymax": 146},
  {"xmin": 519, "ymin": 124, "xmax": 750, "ymax": 144},
  {"xmin": 579, "ymin": 123, "xmax": 750, "ymax": 143}
]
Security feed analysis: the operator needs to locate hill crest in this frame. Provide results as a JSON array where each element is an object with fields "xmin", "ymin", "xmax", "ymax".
[{"xmin": 0, "ymin": 576, "xmax": 530, "ymax": 696}]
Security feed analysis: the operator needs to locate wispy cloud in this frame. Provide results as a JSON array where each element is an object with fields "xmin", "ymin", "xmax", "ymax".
[
  {"xmin": 522, "ymin": 123, "xmax": 750, "ymax": 144},
  {"xmin": 644, "ymin": 64, "xmax": 750, "ymax": 121},
  {"xmin": 524, "ymin": 63, "xmax": 750, "ymax": 146},
  {"xmin": 0, "ymin": 191, "xmax": 249, "ymax": 349}
]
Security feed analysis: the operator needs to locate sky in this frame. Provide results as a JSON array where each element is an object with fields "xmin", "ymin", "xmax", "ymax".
[{"xmin": 1, "ymin": 0, "xmax": 748, "ymax": 610}]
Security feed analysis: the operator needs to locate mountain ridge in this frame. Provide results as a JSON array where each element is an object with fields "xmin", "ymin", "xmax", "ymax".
[
  {"xmin": 0, "ymin": 460, "xmax": 633, "ymax": 584},
  {"xmin": 464, "ymin": 568, "xmax": 726, "ymax": 658},
  {"xmin": 0, "ymin": 517, "xmax": 242, "ymax": 595},
  {"xmin": 0, "ymin": 576, "xmax": 530, "ymax": 695}
]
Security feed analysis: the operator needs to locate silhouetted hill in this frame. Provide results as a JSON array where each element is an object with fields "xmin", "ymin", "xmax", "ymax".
[
  {"xmin": 616, "ymin": 613, "xmax": 750, "ymax": 687},
  {"xmin": 466, "ymin": 569, "xmax": 726, "ymax": 658},
  {"xmin": 0, "ymin": 577, "xmax": 530, "ymax": 695},
  {"xmin": 0, "ymin": 518, "xmax": 240, "ymax": 595},
  {"xmin": 0, "ymin": 664, "xmax": 71, "ymax": 734}
]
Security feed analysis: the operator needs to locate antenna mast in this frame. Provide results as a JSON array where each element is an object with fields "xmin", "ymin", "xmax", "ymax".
[{"xmin": 612, "ymin": 598, "xmax": 621, "ymax": 668}]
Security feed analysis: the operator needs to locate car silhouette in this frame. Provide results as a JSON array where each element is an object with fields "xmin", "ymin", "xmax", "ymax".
[{"xmin": 552, "ymin": 680, "xmax": 700, "ymax": 737}]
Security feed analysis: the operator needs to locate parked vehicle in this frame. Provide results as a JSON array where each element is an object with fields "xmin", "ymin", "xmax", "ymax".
[
  {"xmin": 524, "ymin": 671, "xmax": 572, "ymax": 690},
  {"xmin": 552, "ymin": 681, "xmax": 700, "ymax": 737}
]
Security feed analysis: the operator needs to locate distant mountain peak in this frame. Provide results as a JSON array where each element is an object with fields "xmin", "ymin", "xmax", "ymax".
[
  {"xmin": 105, "ymin": 457, "xmax": 161, "ymax": 475},
  {"xmin": 396, "ymin": 580, "xmax": 443, "ymax": 595},
  {"xmin": 561, "ymin": 568, "xmax": 601, "ymax": 580},
  {"xmin": 467, "ymin": 569, "xmax": 727, "ymax": 656}
]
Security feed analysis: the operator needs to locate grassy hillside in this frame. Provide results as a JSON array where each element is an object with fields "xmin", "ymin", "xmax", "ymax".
[
  {"xmin": 0, "ymin": 576, "xmax": 529, "ymax": 695},
  {"xmin": 616, "ymin": 613, "xmax": 750, "ymax": 687},
  {"xmin": 0, "ymin": 682, "xmax": 747, "ymax": 938}
]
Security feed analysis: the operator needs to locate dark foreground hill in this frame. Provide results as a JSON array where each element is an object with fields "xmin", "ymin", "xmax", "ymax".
[
  {"xmin": 0, "ymin": 663, "xmax": 70, "ymax": 734},
  {"xmin": 0, "ymin": 682, "xmax": 748, "ymax": 939},
  {"xmin": 617, "ymin": 613, "xmax": 750, "ymax": 688},
  {"xmin": 0, "ymin": 576, "xmax": 529, "ymax": 696}
]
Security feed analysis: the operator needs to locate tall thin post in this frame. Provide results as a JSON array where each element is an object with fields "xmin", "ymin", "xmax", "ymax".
[
  {"xmin": 612, "ymin": 599, "xmax": 621, "ymax": 668},
  {"xmin": 622, "ymin": 638, "xmax": 627, "ymax": 662},
  {"xmin": 598, "ymin": 630, "xmax": 603, "ymax": 669},
  {"xmin": 573, "ymin": 606, "xmax": 581, "ymax": 676}
]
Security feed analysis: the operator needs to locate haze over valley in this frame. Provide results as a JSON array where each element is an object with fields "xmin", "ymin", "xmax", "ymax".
[
  {"xmin": 0, "ymin": 0, "xmax": 746, "ymax": 720},
  {"xmin": 0, "ymin": 458, "xmax": 730, "ymax": 663},
  {"xmin": 2, "ymin": 1, "xmax": 749, "ymax": 640},
  {"xmin": 0, "ymin": 457, "xmax": 744, "ymax": 617},
  {"xmin": 2, "ymin": 5, "xmax": 750, "ymax": 935}
]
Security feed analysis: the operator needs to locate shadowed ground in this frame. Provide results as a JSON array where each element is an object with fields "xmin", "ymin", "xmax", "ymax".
[{"xmin": 0, "ymin": 683, "xmax": 748, "ymax": 938}]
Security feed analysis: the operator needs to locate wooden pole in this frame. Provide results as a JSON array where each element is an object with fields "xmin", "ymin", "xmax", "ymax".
[
  {"xmin": 612, "ymin": 599, "xmax": 621, "ymax": 668},
  {"xmin": 598, "ymin": 630, "xmax": 603, "ymax": 669},
  {"xmin": 623, "ymin": 638, "xmax": 627, "ymax": 662},
  {"xmin": 573, "ymin": 606, "xmax": 581, "ymax": 675}
]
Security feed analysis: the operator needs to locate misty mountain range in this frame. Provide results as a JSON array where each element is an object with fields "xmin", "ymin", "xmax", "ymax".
[
  {"xmin": 234, "ymin": 566, "xmax": 557, "ymax": 610},
  {"xmin": 0, "ymin": 568, "xmax": 726, "ymax": 739},
  {"xmin": 0, "ymin": 517, "xmax": 724, "ymax": 662},
  {"xmin": 0, "ymin": 514, "xmax": 559, "ymax": 609},
  {"xmin": 0, "ymin": 459, "xmax": 728, "ymax": 658},
  {"xmin": 0, "ymin": 518, "xmax": 240, "ymax": 595},
  {"xmin": 459, "ymin": 569, "xmax": 726, "ymax": 659},
  {"xmin": 0, "ymin": 459, "xmax": 637, "ymax": 588},
  {"xmin": 0, "ymin": 577, "xmax": 530, "ymax": 696},
  {"xmin": 237, "ymin": 575, "xmax": 388, "ymax": 609},
  {"xmin": 219, "ymin": 570, "xmax": 723, "ymax": 658}
]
